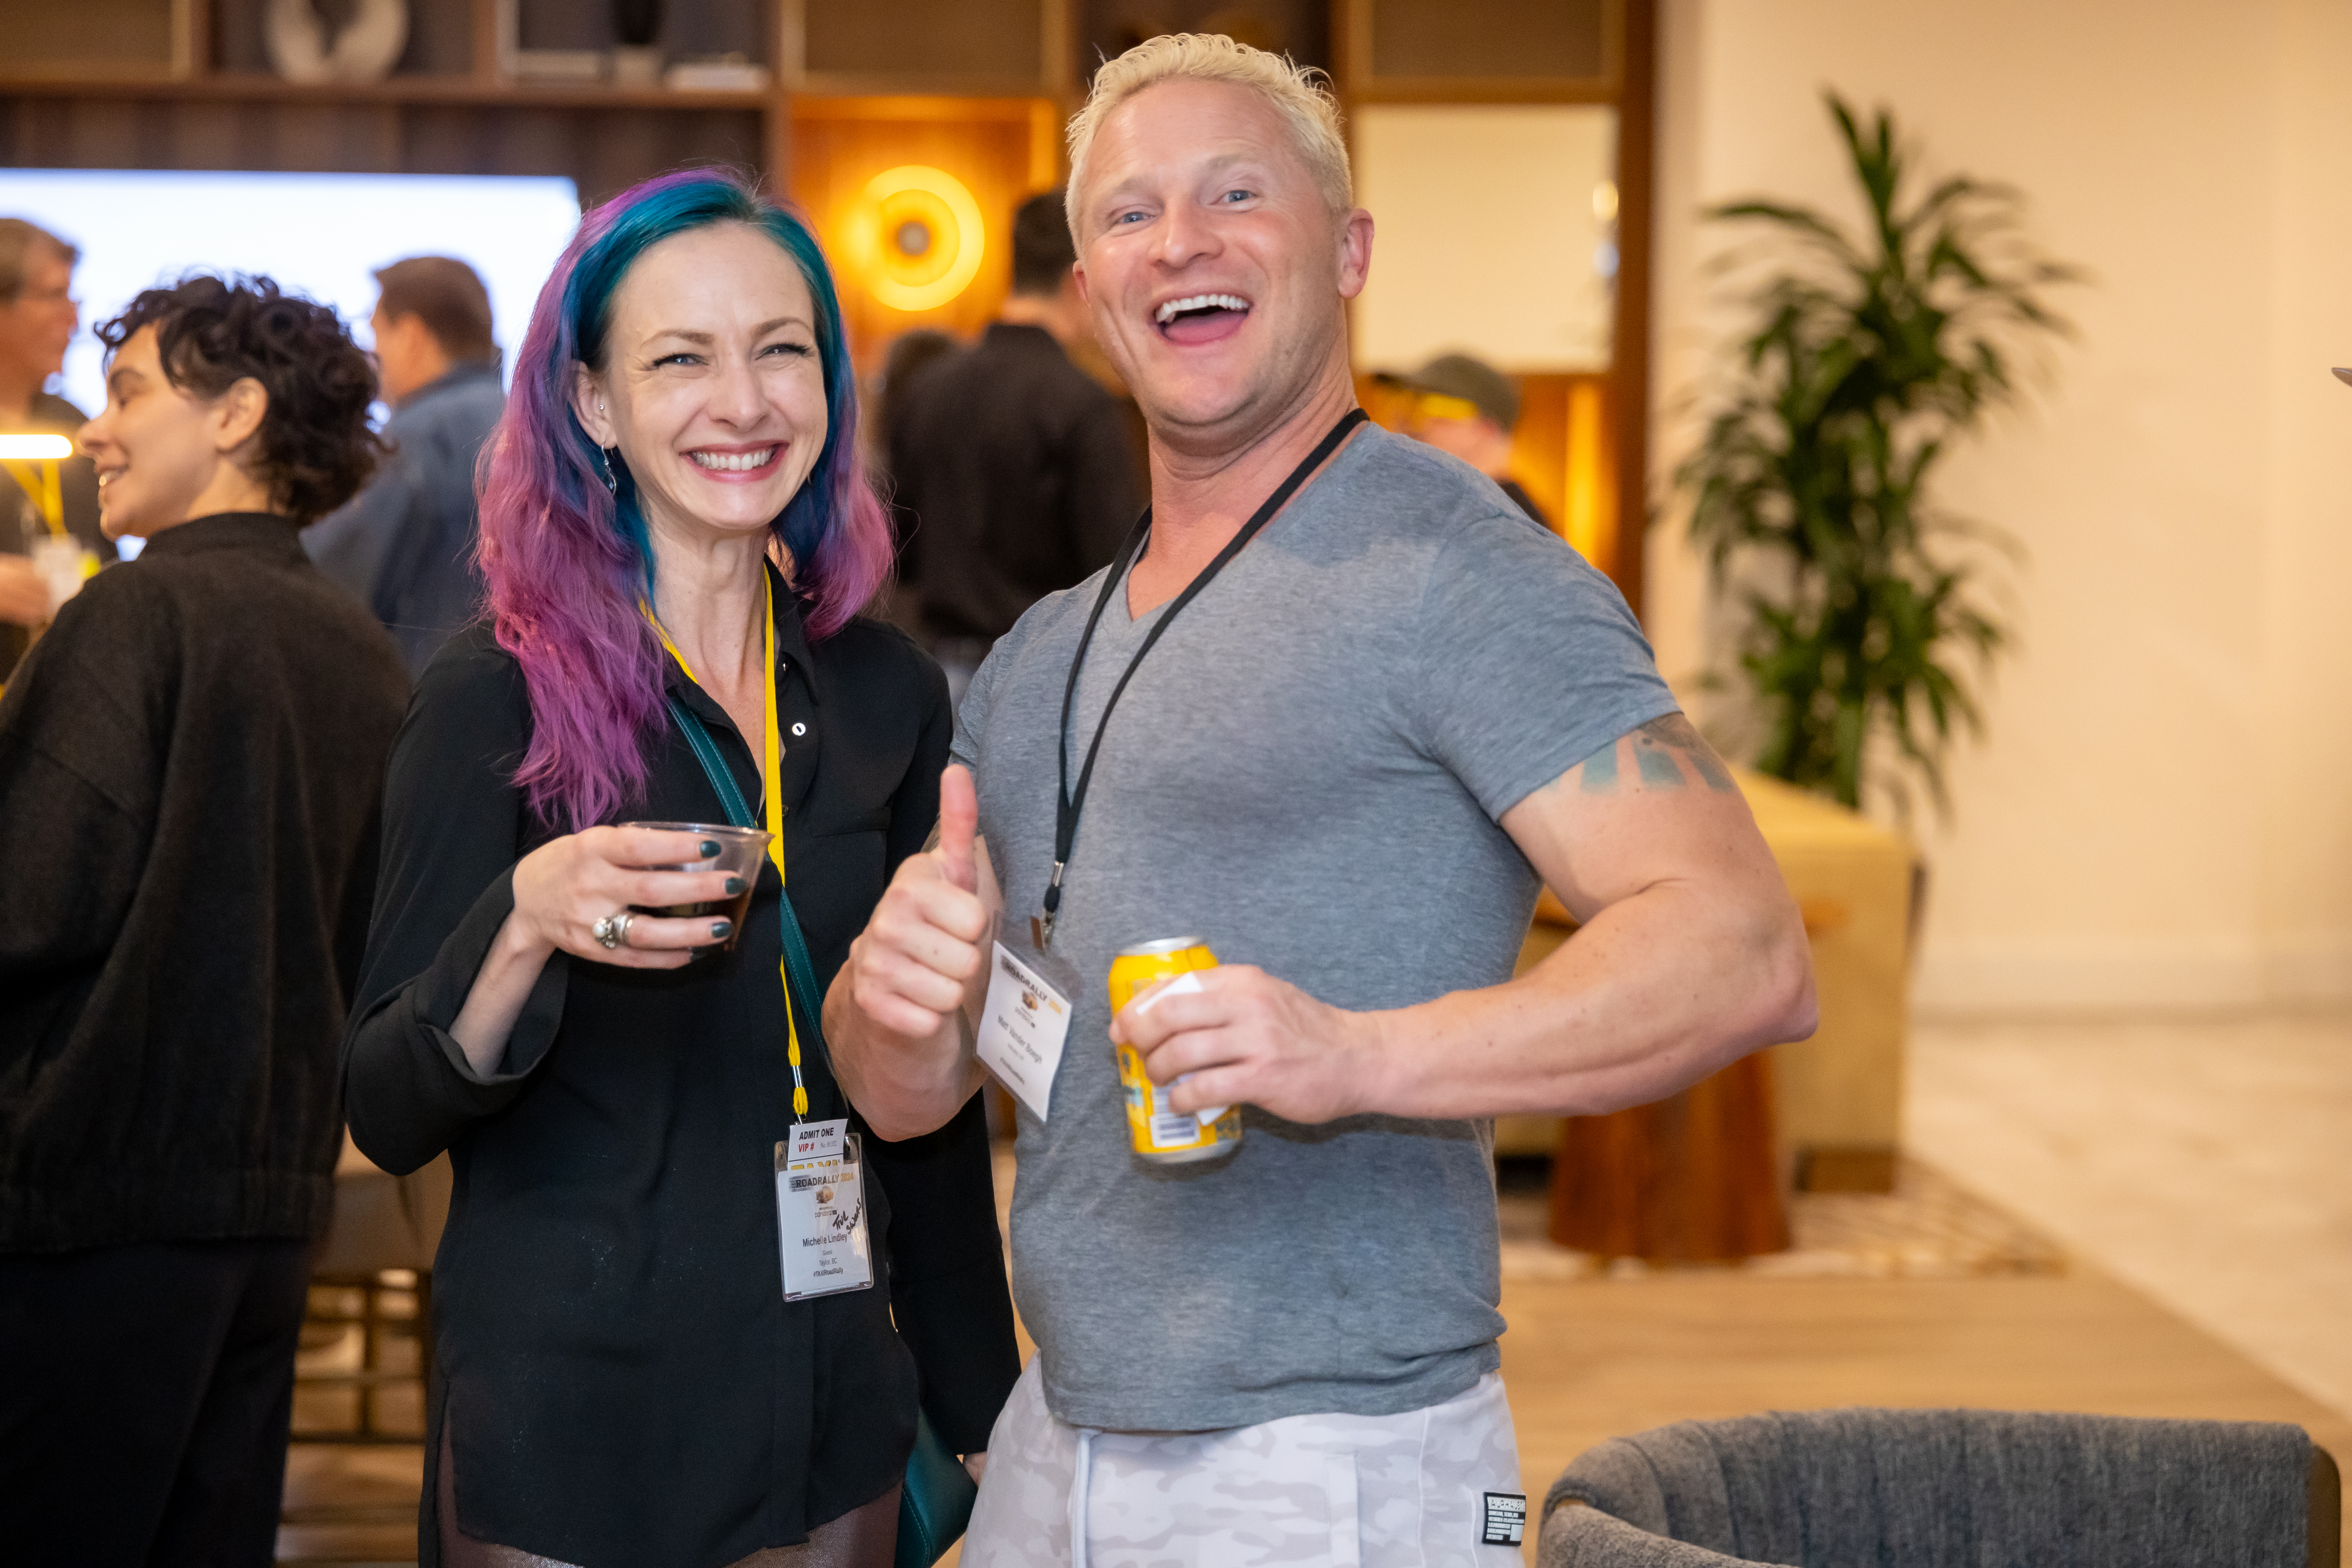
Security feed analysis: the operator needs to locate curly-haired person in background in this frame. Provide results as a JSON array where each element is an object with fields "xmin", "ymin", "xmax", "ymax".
[{"xmin": 0, "ymin": 275, "xmax": 409, "ymax": 1566}]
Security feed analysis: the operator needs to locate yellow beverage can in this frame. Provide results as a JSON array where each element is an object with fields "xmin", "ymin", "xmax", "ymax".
[{"xmin": 1108, "ymin": 936, "xmax": 1243, "ymax": 1164}]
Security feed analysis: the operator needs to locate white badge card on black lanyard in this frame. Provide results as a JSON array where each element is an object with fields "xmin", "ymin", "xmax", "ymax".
[
  {"xmin": 775, "ymin": 1118, "xmax": 873, "ymax": 1301},
  {"xmin": 975, "ymin": 940, "xmax": 1078, "ymax": 1121}
]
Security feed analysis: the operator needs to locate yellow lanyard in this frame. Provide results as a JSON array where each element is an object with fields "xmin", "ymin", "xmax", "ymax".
[
  {"xmin": 0, "ymin": 459, "xmax": 68, "ymax": 537},
  {"xmin": 647, "ymin": 575, "xmax": 807, "ymax": 1119}
]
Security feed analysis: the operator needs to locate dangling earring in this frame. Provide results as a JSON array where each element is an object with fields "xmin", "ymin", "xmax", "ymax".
[{"xmin": 599, "ymin": 446, "xmax": 618, "ymax": 495}]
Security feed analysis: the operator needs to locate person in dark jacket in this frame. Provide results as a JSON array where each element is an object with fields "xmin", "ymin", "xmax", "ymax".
[
  {"xmin": 0, "ymin": 274, "xmax": 409, "ymax": 1565},
  {"xmin": 888, "ymin": 189, "xmax": 1142, "ymax": 701},
  {"xmin": 306, "ymin": 255, "xmax": 506, "ymax": 679},
  {"xmin": 339, "ymin": 169, "xmax": 1018, "ymax": 1568}
]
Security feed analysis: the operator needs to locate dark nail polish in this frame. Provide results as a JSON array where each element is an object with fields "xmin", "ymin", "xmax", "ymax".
[
  {"xmin": 724, "ymin": 875, "xmax": 747, "ymax": 896},
  {"xmin": 710, "ymin": 920, "xmax": 734, "ymax": 940},
  {"xmin": 699, "ymin": 840, "xmax": 722, "ymax": 858}
]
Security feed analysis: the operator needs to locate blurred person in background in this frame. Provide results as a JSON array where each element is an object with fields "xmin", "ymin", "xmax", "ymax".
[
  {"xmin": 307, "ymin": 255, "xmax": 505, "ymax": 680},
  {"xmin": 0, "ymin": 275, "xmax": 409, "ymax": 1566},
  {"xmin": 869, "ymin": 329, "xmax": 958, "ymax": 512},
  {"xmin": 888, "ymin": 189, "xmax": 1142, "ymax": 702},
  {"xmin": 0, "ymin": 218, "xmax": 111, "ymax": 683},
  {"xmin": 1382, "ymin": 350, "xmax": 1548, "ymax": 528},
  {"xmin": 340, "ymin": 170, "xmax": 1016, "ymax": 1568},
  {"xmin": 871, "ymin": 327, "xmax": 958, "ymax": 508},
  {"xmin": 867, "ymin": 326, "xmax": 956, "ymax": 632}
]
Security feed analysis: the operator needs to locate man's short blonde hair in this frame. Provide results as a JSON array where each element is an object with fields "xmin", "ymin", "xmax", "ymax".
[{"xmin": 1065, "ymin": 33, "xmax": 1353, "ymax": 239}]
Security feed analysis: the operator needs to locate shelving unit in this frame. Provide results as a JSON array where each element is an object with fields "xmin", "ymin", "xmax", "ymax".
[
  {"xmin": 0, "ymin": 0, "xmax": 1655, "ymax": 601},
  {"xmin": 0, "ymin": 73, "xmax": 768, "ymax": 111},
  {"xmin": 0, "ymin": 0, "xmax": 789, "ymax": 201}
]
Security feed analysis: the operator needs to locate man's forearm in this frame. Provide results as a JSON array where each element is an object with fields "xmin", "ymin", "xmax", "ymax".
[
  {"xmin": 823, "ymin": 975, "xmax": 987, "ymax": 1141},
  {"xmin": 1359, "ymin": 880, "xmax": 1816, "ymax": 1121}
]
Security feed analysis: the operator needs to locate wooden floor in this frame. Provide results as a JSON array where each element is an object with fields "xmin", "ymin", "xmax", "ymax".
[
  {"xmin": 1910, "ymin": 1012, "xmax": 2352, "ymax": 1423},
  {"xmin": 281, "ymin": 1443, "xmax": 421, "ymax": 1567},
  {"xmin": 281, "ymin": 1252, "xmax": 2348, "ymax": 1566},
  {"xmin": 287, "ymin": 1002, "xmax": 2352, "ymax": 1568}
]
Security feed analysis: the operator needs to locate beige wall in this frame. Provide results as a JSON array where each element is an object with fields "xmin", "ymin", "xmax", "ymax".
[
  {"xmin": 1353, "ymin": 104, "xmax": 1619, "ymax": 372},
  {"xmin": 1645, "ymin": 0, "xmax": 2352, "ymax": 1014}
]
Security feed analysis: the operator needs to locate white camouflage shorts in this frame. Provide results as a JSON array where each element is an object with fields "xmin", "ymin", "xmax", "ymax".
[{"xmin": 960, "ymin": 1359, "xmax": 1525, "ymax": 1567}]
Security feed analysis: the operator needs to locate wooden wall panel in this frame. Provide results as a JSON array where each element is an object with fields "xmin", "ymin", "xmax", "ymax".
[
  {"xmin": 1, "ymin": 0, "xmax": 174, "ymax": 71},
  {"xmin": 558, "ymin": 109, "xmax": 768, "ymax": 204},
  {"xmin": 1608, "ymin": 0, "xmax": 1653, "ymax": 617},
  {"xmin": 1075, "ymin": 0, "xmax": 1329, "ymax": 84},
  {"xmin": 169, "ymin": 102, "xmax": 260, "ymax": 167},
  {"xmin": 0, "ymin": 92, "xmax": 760, "ymax": 208},
  {"xmin": 1344, "ymin": 0, "xmax": 1619, "ymax": 100},
  {"xmin": 1369, "ymin": 0, "xmax": 1606, "ymax": 82},
  {"xmin": 282, "ymin": 103, "xmax": 403, "ymax": 170},
  {"xmin": 787, "ymin": 100, "xmax": 1057, "ymax": 374},
  {"xmin": 805, "ymin": 0, "xmax": 1042, "ymax": 82},
  {"xmin": 0, "ymin": 99, "xmax": 137, "ymax": 167},
  {"xmin": 789, "ymin": 0, "xmax": 1056, "ymax": 94},
  {"xmin": 1511, "ymin": 373, "xmax": 1618, "ymax": 575}
]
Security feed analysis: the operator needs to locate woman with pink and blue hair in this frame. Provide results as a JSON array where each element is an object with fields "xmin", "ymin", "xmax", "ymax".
[{"xmin": 341, "ymin": 169, "xmax": 1018, "ymax": 1568}]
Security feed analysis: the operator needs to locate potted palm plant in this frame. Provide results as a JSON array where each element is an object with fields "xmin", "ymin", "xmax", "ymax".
[{"xmin": 1678, "ymin": 94, "xmax": 2080, "ymax": 813}]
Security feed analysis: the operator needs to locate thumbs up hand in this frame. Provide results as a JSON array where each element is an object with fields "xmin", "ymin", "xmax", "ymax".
[
  {"xmin": 838, "ymin": 765, "xmax": 991, "ymax": 1045},
  {"xmin": 935, "ymin": 762, "xmax": 979, "ymax": 895}
]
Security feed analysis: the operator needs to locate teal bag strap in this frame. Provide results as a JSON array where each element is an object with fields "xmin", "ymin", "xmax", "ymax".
[
  {"xmin": 895, "ymin": 1414, "xmax": 979, "ymax": 1568},
  {"xmin": 663, "ymin": 697, "xmax": 832, "ymax": 1067},
  {"xmin": 667, "ymin": 695, "xmax": 758, "ymax": 829},
  {"xmin": 665, "ymin": 697, "xmax": 977, "ymax": 1566}
]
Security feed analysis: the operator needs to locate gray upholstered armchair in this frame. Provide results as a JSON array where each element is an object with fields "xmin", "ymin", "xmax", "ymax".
[{"xmin": 1539, "ymin": 1409, "xmax": 2340, "ymax": 1568}]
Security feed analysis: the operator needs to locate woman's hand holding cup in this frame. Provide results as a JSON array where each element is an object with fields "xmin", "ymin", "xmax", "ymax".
[{"xmin": 513, "ymin": 825, "xmax": 750, "ymax": 968}]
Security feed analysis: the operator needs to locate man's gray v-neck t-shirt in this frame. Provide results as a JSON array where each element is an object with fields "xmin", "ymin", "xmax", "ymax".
[{"xmin": 953, "ymin": 424, "xmax": 1679, "ymax": 1432}]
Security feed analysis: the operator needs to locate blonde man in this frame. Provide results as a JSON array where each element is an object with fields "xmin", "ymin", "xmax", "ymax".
[{"xmin": 828, "ymin": 34, "xmax": 1815, "ymax": 1564}]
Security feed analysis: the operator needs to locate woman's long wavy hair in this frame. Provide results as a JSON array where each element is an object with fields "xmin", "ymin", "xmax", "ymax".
[{"xmin": 479, "ymin": 169, "xmax": 892, "ymax": 831}]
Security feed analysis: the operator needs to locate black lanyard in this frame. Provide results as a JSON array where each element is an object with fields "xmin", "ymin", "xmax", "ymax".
[{"xmin": 1040, "ymin": 406, "xmax": 1367, "ymax": 946}]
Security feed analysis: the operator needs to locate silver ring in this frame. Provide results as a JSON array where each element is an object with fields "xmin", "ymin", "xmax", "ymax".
[{"xmin": 592, "ymin": 911, "xmax": 633, "ymax": 950}]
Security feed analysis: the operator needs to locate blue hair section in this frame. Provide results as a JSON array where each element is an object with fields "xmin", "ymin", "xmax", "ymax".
[
  {"xmin": 556, "ymin": 172, "xmax": 854, "ymax": 602},
  {"xmin": 756, "ymin": 209, "xmax": 857, "ymax": 584}
]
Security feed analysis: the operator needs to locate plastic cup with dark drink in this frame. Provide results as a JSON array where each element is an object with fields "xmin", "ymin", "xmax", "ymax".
[{"xmin": 624, "ymin": 822, "xmax": 771, "ymax": 952}]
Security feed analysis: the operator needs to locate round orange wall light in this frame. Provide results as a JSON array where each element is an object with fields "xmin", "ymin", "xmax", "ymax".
[{"xmin": 845, "ymin": 165, "xmax": 987, "ymax": 314}]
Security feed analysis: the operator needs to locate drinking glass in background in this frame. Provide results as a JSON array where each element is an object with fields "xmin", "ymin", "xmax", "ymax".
[
  {"xmin": 623, "ymin": 822, "xmax": 772, "ymax": 952},
  {"xmin": 27, "ymin": 533, "xmax": 94, "ymax": 619}
]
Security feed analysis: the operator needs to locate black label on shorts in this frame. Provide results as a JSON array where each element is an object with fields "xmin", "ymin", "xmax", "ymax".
[{"xmin": 1481, "ymin": 1491, "xmax": 1527, "ymax": 1546}]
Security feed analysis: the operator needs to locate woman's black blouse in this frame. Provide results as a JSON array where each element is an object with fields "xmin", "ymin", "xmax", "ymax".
[{"xmin": 341, "ymin": 578, "xmax": 1019, "ymax": 1568}]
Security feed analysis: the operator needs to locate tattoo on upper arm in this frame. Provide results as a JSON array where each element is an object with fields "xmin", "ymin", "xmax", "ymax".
[
  {"xmin": 1635, "ymin": 740, "xmax": 1686, "ymax": 788},
  {"xmin": 1579, "ymin": 735, "xmax": 1620, "ymax": 792},
  {"xmin": 1574, "ymin": 713, "xmax": 1739, "ymax": 796}
]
